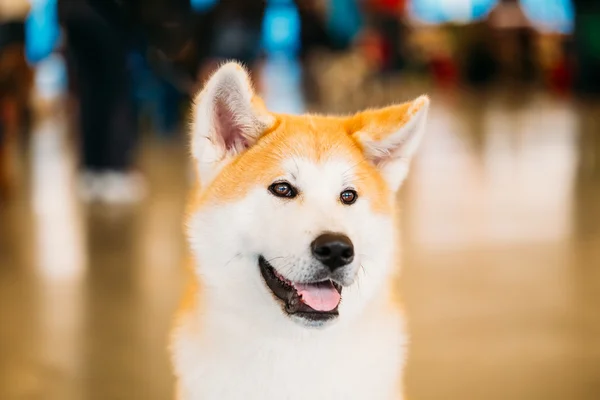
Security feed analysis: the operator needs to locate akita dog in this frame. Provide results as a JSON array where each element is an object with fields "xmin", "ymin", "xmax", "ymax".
[{"xmin": 171, "ymin": 62, "xmax": 429, "ymax": 399}]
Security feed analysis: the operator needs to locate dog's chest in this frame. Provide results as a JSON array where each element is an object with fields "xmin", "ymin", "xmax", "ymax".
[{"xmin": 174, "ymin": 316, "xmax": 405, "ymax": 400}]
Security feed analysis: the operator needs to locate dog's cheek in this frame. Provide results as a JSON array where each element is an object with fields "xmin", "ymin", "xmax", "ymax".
[
  {"xmin": 188, "ymin": 191, "xmax": 263, "ymax": 270},
  {"xmin": 338, "ymin": 214, "xmax": 396, "ymax": 320},
  {"xmin": 346, "ymin": 202, "xmax": 397, "ymax": 295},
  {"xmin": 342, "ymin": 201, "xmax": 377, "ymax": 260}
]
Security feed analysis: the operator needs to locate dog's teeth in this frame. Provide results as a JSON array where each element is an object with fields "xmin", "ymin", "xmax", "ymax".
[{"xmin": 285, "ymin": 294, "xmax": 301, "ymax": 313}]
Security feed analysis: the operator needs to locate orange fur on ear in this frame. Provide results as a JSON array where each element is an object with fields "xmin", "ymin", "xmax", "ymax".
[
  {"xmin": 346, "ymin": 102, "xmax": 414, "ymax": 141},
  {"xmin": 346, "ymin": 96, "xmax": 430, "ymax": 191},
  {"xmin": 347, "ymin": 96, "xmax": 429, "ymax": 160}
]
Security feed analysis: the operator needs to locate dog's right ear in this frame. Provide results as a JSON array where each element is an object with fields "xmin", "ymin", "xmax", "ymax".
[{"xmin": 191, "ymin": 62, "xmax": 276, "ymax": 184}]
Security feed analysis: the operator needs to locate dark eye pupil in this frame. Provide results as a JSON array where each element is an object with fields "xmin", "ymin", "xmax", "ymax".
[
  {"xmin": 276, "ymin": 185, "xmax": 288, "ymax": 194},
  {"xmin": 269, "ymin": 182, "xmax": 297, "ymax": 198},
  {"xmin": 341, "ymin": 190, "xmax": 357, "ymax": 205}
]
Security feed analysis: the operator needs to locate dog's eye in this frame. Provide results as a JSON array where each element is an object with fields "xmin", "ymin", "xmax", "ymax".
[
  {"xmin": 340, "ymin": 190, "xmax": 358, "ymax": 205},
  {"xmin": 269, "ymin": 182, "xmax": 297, "ymax": 198}
]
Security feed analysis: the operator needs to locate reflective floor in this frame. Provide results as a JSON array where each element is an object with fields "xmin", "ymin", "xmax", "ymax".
[{"xmin": 1, "ymin": 64, "xmax": 600, "ymax": 399}]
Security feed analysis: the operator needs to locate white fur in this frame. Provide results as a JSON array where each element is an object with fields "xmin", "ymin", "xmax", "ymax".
[
  {"xmin": 173, "ymin": 291, "xmax": 405, "ymax": 400},
  {"xmin": 172, "ymin": 63, "xmax": 428, "ymax": 400}
]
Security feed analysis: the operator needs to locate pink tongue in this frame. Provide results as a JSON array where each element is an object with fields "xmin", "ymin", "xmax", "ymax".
[{"xmin": 294, "ymin": 282, "xmax": 341, "ymax": 312}]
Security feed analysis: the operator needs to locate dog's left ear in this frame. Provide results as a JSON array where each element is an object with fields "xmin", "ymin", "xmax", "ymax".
[
  {"xmin": 348, "ymin": 96, "xmax": 430, "ymax": 191},
  {"xmin": 191, "ymin": 62, "xmax": 276, "ymax": 184}
]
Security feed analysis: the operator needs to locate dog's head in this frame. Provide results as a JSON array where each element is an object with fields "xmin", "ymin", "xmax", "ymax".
[{"xmin": 187, "ymin": 63, "xmax": 429, "ymax": 329}]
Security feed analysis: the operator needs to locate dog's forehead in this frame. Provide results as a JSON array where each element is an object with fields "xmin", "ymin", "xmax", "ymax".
[
  {"xmin": 281, "ymin": 157, "xmax": 354, "ymax": 188},
  {"xmin": 267, "ymin": 116, "xmax": 365, "ymax": 187},
  {"xmin": 194, "ymin": 114, "xmax": 393, "ymax": 213},
  {"xmin": 270, "ymin": 114, "xmax": 361, "ymax": 160}
]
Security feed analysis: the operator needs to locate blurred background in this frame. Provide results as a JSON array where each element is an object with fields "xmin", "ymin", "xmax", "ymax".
[{"xmin": 1, "ymin": 0, "xmax": 599, "ymax": 399}]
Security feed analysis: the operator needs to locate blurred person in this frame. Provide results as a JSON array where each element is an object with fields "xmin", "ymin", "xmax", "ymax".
[
  {"xmin": 326, "ymin": 0, "xmax": 363, "ymax": 50},
  {"xmin": 488, "ymin": 0, "xmax": 537, "ymax": 82},
  {"xmin": 57, "ymin": 0, "xmax": 192, "ymax": 203},
  {"xmin": 58, "ymin": 0, "xmax": 143, "ymax": 203},
  {"xmin": 461, "ymin": 22, "xmax": 499, "ymax": 86},
  {"xmin": 0, "ymin": 0, "xmax": 31, "ymax": 199},
  {"xmin": 130, "ymin": 47, "xmax": 185, "ymax": 139},
  {"xmin": 191, "ymin": 0, "xmax": 267, "ymax": 84},
  {"xmin": 295, "ymin": 0, "xmax": 339, "ymax": 57},
  {"xmin": 291, "ymin": 0, "xmax": 332, "ymax": 102},
  {"xmin": 572, "ymin": 0, "xmax": 600, "ymax": 96},
  {"xmin": 366, "ymin": 0, "xmax": 409, "ymax": 73}
]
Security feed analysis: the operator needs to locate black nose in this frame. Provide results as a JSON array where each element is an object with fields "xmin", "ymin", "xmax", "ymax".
[{"xmin": 311, "ymin": 233, "xmax": 354, "ymax": 271}]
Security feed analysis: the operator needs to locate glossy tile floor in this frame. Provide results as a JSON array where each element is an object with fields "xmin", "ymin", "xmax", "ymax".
[{"xmin": 1, "ymin": 65, "xmax": 600, "ymax": 399}]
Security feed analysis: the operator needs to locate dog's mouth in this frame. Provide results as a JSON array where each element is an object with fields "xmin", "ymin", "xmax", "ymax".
[{"xmin": 258, "ymin": 256, "xmax": 342, "ymax": 323}]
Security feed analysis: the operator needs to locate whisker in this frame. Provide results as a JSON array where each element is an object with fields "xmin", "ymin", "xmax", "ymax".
[
  {"xmin": 267, "ymin": 255, "xmax": 296, "ymax": 276},
  {"xmin": 360, "ymin": 263, "xmax": 368, "ymax": 277},
  {"xmin": 224, "ymin": 253, "xmax": 242, "ymax": 267},
  {"xmin": 292, "ymin": 159, "xmax": 300, "ymax": 179},
  {"xmin": 342, "ymin": 159, "xmax": 367, "ymax": 176},
  {"xmin": 355, "ymin": 264, "xmax": 367, "ymax": 292}
]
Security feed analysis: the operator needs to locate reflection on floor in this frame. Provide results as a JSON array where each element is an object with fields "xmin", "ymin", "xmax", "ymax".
[{"xmin": 1, "ymin": 77, "xmax": 600, "ymax": 399}]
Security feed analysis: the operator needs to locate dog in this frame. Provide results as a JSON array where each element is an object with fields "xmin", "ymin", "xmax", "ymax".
[{"xmin": 171, "ymin": 62, "xmax": 429, "ymax": 400}]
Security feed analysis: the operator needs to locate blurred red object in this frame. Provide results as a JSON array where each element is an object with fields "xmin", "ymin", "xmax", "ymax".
[
  {"xmin": 548, "ymin": 57, "xmax": 573, "ymax": 95},
  {"xmin": 360, "ymin": 29, "xmax": 386, "ymax": 70},
  {"xmin": 0, "ymin": 44, "xmax": 31, "ymax": 199},
  {"xmin": 369, "ymin": 0, "xmax": 407, "ymax": 13},
  {"xmin": 430, "ymin": 55, "xmax": 459, "ymax": 87}
]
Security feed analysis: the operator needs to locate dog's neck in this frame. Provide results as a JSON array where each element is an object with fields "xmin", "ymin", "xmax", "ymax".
[{"xmin": 174, "ymin": 264, "xmax": 406, "ymax": 400}]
